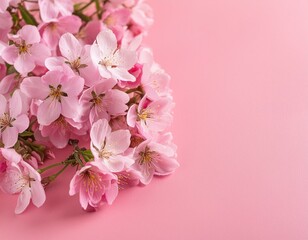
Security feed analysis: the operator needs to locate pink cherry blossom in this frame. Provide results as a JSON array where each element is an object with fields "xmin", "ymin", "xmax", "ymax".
[
  {"xmin": 90, "ymin": 29, "xmax": 137, "ymax": 81},
  {"xmin": 102, "ymin": 8, "xmax": 131, "ymax": 40},
  {"xmin": 131, "ymin": 0, "xmax": 153, "ymax": 30},
  {"xmin": 90, "ymin": 119, "xmax": 133, "ymax": 172},
  {"xmin": 80, "ymin": 79, "xmax": 129, "ymax": 124},
  {"xmin": 131, "ymin": 139, "xmax": 179, "ymax": 185},
  {"xmin": 0, "ymin": 159, "xmax": 46, "ymax": 214},
  {"xmin": 20, "ymin": 71, "xmax": 84, "ymax": 126},
  {"xmin": 0, "ymin": 93, "xmax": 29, "ymax": 148},
  {"xmin": 38, "ymin": 0, "xmax": 73, "ymax": 22},
  {"xmin": 127, "ymin": 96, "xmax": 174, "ymax": 137},
  {"xmin": 40, "ymin": 115, "xmax": 86, "ymax": 149},
  {"xmin": 0, "ymin": 11, "xmax": 12, "ymax": 42},
  {"xmin": 46, "ymin": 33, "xmax": 100, "ymax": 87},
  {"xmin": 69, "ymin": 162, "xmax": 118, "ymax": 210},
  {"xmin": 78, "ymin": 20, "xmax": 102, "ymax": 45},
  {"xmin": 139, "ymin": 48, "xmax": 171, "ymax": 100},
  {"xmin": 39, "ymin": 15, "xmax": 82, "ymax": 50},
  {"xmin": 1, "ymin": 25, "xmax": 50, "ymax": 75},
  {"xmin": 116, "ymin": 169, "xmax": 141, "ymax": 189}
]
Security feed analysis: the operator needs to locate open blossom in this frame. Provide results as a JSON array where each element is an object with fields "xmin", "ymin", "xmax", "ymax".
[
  {"xmin": 20, "ymin": 71, "xmax": 84, "ymax": 126},
  {"xmin": 38, "ymin": 0, "xmax": 73, "ymax": 22},
  {"xmin": 40, "ymin": 115, "xmax": 86, "ymax": 149},
  {"xmin": 131, "ymin": 0, "xmax": 154, "ymax": 29},
  {"xmin": 0, "ymin": 93, "xmax": 29, "ymax": 148},
  {"xmin": 102, "ymin": 8, "xmax": 131, "ymax": 40},
  {"xmin": 80, "ymin": 79, "xmax": 129, "ymax": 124},
  {"xmin": 127, "ymin": 95, "xmax": 174, "ymax": 137},
  {"xmin": 0, "ymin": 153, "xmax": 46, "ymax": 214},
  {"xmin": 139, "ymin": 48, "xmax": 171, "ymax": 100},
  {"xmin": 69, "ymin": 162, "xmax": 118, "ymax": 210},
  {"xmin": 90, "ymin": 29, "xmax": 137, "ymax": 81},
  {"xmin": 1, "ymin": 25, "xmax": 50, "ymax": 75},
  {"xmin": 132, "ymin": 139, "xmax": 179, "ymax": 185},
  {"xmin": 90, "ymin": 119, "xmax": 133, "ymax": 172},
  {"xmin": 45, "ymin": 33, "xmax": 100, "ymax": 87},
  {"xmin": 39, "ymin": 15, "xmax": 82, "ymax": 50}
]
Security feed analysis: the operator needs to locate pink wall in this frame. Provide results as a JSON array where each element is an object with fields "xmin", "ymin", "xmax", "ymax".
[{"xmin": 1, "ymin": 0, "xmax": 308, "ymax": 239}]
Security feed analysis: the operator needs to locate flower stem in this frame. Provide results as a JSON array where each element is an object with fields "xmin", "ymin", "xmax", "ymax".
[{"xmin": 37, "ymin": 162, "xmax": 65, "ymax": 174}]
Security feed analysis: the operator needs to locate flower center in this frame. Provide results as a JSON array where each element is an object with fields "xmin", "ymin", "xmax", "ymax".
[
  {"xmin": 49, "ymin": 84, "xmax": 67, "ymax": 102},
  {"xmin": 138, "ymin": 109, "xmax": 151, "ymax": 121},
  {"xmin": 82, "ymin": 170, "xmax": 103, "ymax": 192},
  {"xmin": 90, "ymin": 91, "xmax": 105, "ymax": 107},
  {"xmin": 66, "ymin": 57, "xmax": 87, "ymax": 74},
  {"xmin": 17, "ymin": 41, "xmax": 31, "ymax": 54},
  {"xmin": 98, "ymin": 149, "xmax": 113, "ymax": 159},
  {"xmin": 139, "ymin": 146, "xmax": 156, "ymax": 166},
  {"xmin": 99, "ymin": 56, "xmax": 117, "ymax": 68},
  {"xmin": 0, "ymin": 113, "xmax": 14, "ymax": 132},
  {"xmin": 54, "ymin": 115, "xmax": 68, "ymax": 128}
]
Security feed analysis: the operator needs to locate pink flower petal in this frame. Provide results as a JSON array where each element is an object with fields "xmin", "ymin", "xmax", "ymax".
[
  {"xmin": 153, "ymin": 155, "xmax": 179, "ymax": 176},
  {"xmin": 96, "ymin": 29, "xmax": 117, "ymax": 58},
  {"xmin": 0, "ymin": 94, "xmax": 7, "ymax": 115},
  {"xmin": 61, "ymin": 96, "xmax": 80, "ymax": 120},
  {"xmin": 105, "ymin": 130, "xmax": 131, "ymax": 155},
  {"xmin": 61, "ymin": 75, "xmax": 84, "ymax": 96},
  {"xmin": 30, "ymin": 179, "xmax": 46, "ymax": 207},
  {"xmin": 2, "ymin": 126, "xmax": 18, "ymax": 148},
  {"xmin": 110, "ymin": 67, "xmax": 136, "ymax": 82},
  {"xmin": 20, "ymin": 77, "xmax": 49, "ymax": 100},
  {"xmin": 113, "ymin": 49, "xmax": 137, "ymax": 69},
  {"xmin": 104, "ymin": 89, "xmax": 129, "ymax": 115},
  {"xmin": 14, "ymin": 54, "xmax": 35, "ymax": 75},
  {"xmin": 18, "ymin": 25, "xmax": 40, "ymax": 44},
  {"xmin": 79, "ymin": 184, "xmax": 90, "ymax": 210},
  {"xmin": 1, "ymin": 45, "xmax": 18, "ymax": 64},
  {"xmin": 127, "ymin": 104, "xmax": 138, "ymax": 127},
  {"xmin": 59, "ymin": 33, "xmax": 82, "ymax": 62},
  {"xmin": 103, "ymin": 156, "xmax": 126, "ymax": 172},
  {"xmin": 57, "ymin": 15, "xmax": 81, "ymax": 33},
  {"xmin": 31, "ymin": 43, "xmax": 51, "ymax": 66},
  {"xmin": 90, "ymin": 119, "xmax": 111, "ymax": 149},
  {"xmin": 15, "ymin": 187, "xmax": 31, "ymax": 214},
  {"xmin": 37, "ymin": 98, "xmax": 61, "ymax": 126},
  {"xmin": 105, "ymin": 182, "xmax": 118, "ymax": 205},
  {"xmin": 1, "ymin": 148, "xmax": 22, "ymax": 163},
  {"xmin": 12, "ymin": 114, "xmax": 29, "ymax": 133}
]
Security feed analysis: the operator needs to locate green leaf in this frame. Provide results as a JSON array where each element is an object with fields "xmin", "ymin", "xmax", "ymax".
[
  {"xmin": 19, "ymin": 131, "xmax": 34, "ymax": 137},
  {"xmin": 19, "ymin": 5, "xmax": 38, "ymax": 26}
]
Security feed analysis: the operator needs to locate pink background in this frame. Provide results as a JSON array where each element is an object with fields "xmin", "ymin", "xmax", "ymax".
[{"xmin": 2, "ymin": 0, "xmax": 308, "ymax": 239}]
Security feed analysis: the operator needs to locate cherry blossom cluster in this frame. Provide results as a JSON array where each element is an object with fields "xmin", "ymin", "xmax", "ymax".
[{"xmin": 0, "ymin": 0, "xmax": 178, "ymax": 214}]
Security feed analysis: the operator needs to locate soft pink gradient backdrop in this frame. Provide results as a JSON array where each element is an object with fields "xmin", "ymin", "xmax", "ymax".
[{"xmin": 2, "ymin": 0, "xmax": 308, "ymax": 239}]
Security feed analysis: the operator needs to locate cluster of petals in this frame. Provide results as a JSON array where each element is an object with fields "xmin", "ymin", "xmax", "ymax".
[{"xmin": 0, "ymin": 0, "xmax": 178, "ymax": 213}]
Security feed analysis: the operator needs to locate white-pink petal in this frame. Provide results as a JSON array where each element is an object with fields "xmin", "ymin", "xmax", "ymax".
[
  {"xmin": 20, "ymin": 77, "xmax": 49, "ymax": 100},
  {"xmin": 15, "ymin": 187, "xmax": 31, "ymax": 214},
  {"xmin": 96, "ymin": 29, "xmax": 117, "ymax": 57},
  {"xmin": 2, "ymin": 126, "xmax": 18, "ymax": 148},
  {"xmin": 37, "ymin": 98, "xmax": 61, "ymax": 126},
  {"xmin": 18, "ymin": 25, "xmax": 40, "ymax": 44},
  {"xmin": 59, "ymin": 33, "xmax": 82, "ymax": 61},
  {"xmin": 105, "ymin": 130, "xmax": 131, "ymax": 155},
  {"xmin": 90, "ymin": 119, "xmax": 111, "ymax": 150}
]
